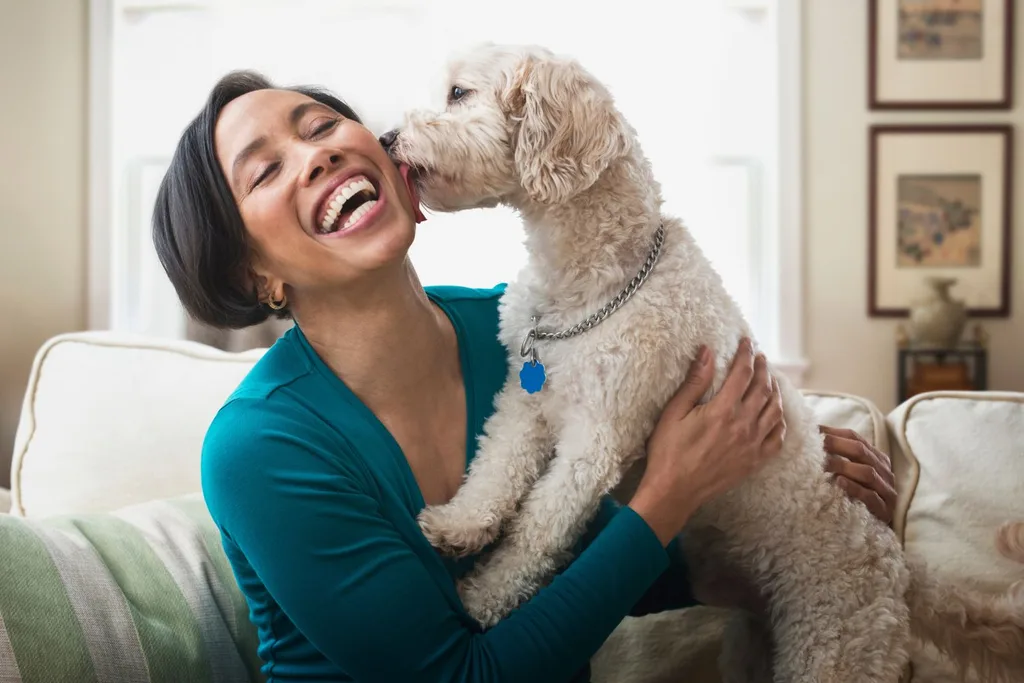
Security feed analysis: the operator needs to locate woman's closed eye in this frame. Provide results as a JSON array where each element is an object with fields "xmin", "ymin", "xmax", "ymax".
[
  {"xmin": 245, "ymin": 116, "xmax": 343, "ymax": 193},
  {"xmin": 249, "ymin": 161, "xmax": 280, "ymax": 192},
  {"xmin": 309, "ymin": 117, "xmax": 341, "ymax": 138}
]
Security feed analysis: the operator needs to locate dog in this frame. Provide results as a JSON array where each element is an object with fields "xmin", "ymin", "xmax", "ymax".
[{"xmin": 385, "ymin": 43, "xmax": 1024, "ymax": 682}]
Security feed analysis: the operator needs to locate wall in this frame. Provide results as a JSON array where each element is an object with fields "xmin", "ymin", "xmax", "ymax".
[
  {"xmin": 0, "ymin": 1, "xmax": 88, "ymax": 488},
  {"xmin": 802, "ymin": 0, "xmax": 1024, "ymax": 413}
]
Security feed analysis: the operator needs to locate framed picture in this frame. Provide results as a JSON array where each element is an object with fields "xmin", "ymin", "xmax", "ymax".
[
  {"xmin": 869, "ymin": 125, "xmax": 1013, "ymax": 317},
  {"xmin": 869, "ymin": 0, "xmax": 1014, "ymax": 109}
]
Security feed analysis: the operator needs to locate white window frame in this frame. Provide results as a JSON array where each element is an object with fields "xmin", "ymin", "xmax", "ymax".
[
  {"xmin": 87, "ymin": 0, "xmax": 808, "ymax": 384},
  {"xmin": 87, "ymin": 0, "xmax": 114, "ymax": 332},
  {"xmin": 766, "ymin": 0, "xmax": 808, "ymax": 384}
]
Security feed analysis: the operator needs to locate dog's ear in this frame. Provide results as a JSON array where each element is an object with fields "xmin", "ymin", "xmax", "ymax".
[{"xmin": 501, "ymin": 54, "xmax": 629, "ymax": 204}]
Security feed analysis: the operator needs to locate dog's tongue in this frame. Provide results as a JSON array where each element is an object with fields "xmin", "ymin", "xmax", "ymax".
[{"xmin": 399, "ymin": 163, "xmax": 427, "ymax": 224}]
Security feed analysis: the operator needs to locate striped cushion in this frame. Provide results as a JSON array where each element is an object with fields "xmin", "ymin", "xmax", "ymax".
[{"xmin": 0, "ymin": 494, "xmax": 264, "ymax": 683}]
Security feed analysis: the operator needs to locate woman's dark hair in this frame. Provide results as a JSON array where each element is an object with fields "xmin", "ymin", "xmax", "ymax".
[{"xmin": 152, "ymin": 70, "xmax": 362, "ymax": 329}]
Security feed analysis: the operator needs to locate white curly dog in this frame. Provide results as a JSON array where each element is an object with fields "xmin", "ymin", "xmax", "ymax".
[{"xmin": 386, "ymin": 43, "xmax": 1024, "ymax": 682}]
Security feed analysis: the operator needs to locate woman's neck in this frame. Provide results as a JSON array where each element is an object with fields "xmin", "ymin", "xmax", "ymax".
[{"xmin": 293, "ymin": 260, "xmax": 461, "ymax": 415}]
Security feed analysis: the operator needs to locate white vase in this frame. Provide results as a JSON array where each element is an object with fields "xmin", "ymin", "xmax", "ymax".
[{"xmin": 908, "ymin": 276, "xmax": 967, "ymax": 347}]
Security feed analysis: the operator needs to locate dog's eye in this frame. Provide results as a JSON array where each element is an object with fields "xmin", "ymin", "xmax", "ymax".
[{"xmin": 448, "ymin": 86, "xmax": 469, "ymax": 104}]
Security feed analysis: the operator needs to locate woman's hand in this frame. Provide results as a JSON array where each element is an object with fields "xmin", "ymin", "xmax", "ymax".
[
  {"xmin": 820, "ymin": 426, "xmax": 897, "ymax": 526},
  {"xmin": 628, "ymin": 338, "xmax": 786, "ymax": 545}
]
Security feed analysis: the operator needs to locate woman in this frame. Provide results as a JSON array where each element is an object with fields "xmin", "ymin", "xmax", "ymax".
[{"xmin": 153, "ymin": 71, "xmax": 897, "ymax": 683}]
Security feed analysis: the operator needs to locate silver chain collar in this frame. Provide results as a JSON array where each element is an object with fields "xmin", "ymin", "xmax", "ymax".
[{"xmin": 520, "ymin": 222, "xmax": 665, "ymax": 364}]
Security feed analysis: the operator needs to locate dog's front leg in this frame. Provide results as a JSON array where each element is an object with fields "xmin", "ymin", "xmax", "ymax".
[
  {"xmin": 457, "ymin": 415, "xmax": 640, "ymax": 627},
  {"xmin": 418, "ymin": 380, "xmax": 552, "ymax": 557}
]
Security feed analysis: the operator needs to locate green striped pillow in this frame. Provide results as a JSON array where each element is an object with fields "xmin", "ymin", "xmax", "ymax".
[{"xmin": 0, "ymin": 494, "xmax": 265, "ymax": 683}]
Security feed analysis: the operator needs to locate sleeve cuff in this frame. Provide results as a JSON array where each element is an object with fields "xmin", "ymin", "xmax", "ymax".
[{"xmin": 597, "ymin": 505, "xmax": 672, "ymax": 581}]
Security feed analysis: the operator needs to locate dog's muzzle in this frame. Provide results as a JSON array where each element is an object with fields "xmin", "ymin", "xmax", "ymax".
[{"xmin": 379, "ymin": 129, "xmax": 399, "ymax": 152}]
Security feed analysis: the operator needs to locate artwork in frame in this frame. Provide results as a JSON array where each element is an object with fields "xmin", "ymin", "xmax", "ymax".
[
  {"xmin": 896, "ymin": 174, "xmax": 981, "ymax": 267},
  {"xmin": 869, "ymin": 125, "xmax": 1012, "ymax": 317},
  {"xmin": 869, "ymin": 0, "xmax": 1014, "ymax": 109}
]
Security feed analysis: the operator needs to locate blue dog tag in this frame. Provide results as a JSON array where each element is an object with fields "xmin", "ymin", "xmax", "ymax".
[
  {"xmin": 519, "ymin": 360, "xmax": 546, "ymax": 394},
  {"xmin": 519, "ymin": 322, "xmax": 546, "ymax": 393}
]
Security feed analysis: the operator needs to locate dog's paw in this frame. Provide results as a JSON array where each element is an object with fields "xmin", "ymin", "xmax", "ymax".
[
  {"xmin": 458, "ymin": 574, "xmax": 522, "ymax": 628},
  {"xmin": 417, "ymin": 503, "xmax": 502, "ymax": 557}
]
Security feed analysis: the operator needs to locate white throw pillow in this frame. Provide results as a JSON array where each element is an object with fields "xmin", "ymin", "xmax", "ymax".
[{"xmin": 10, "ymin": 332, "xmax": 264, "ymax": 518}]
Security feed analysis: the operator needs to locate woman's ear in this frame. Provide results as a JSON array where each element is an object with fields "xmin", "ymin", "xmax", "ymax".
[
  {"xmin": 247, "ymin": 261, "xmax": 284, "ymax": 307},
  {"xmin": 502, "ymin": 53, "xmax": 630, "ymax": 205}
]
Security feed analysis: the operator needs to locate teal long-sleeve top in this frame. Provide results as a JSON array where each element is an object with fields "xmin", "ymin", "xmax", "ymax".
[{"xmin": 201, "ymin": 284, "xmax": 698, "ymax": 683}]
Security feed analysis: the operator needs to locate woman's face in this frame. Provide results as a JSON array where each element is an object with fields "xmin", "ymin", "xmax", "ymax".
[{"xmin": 214, "ymin": 88, "xmax": 422, "ymax": 305}]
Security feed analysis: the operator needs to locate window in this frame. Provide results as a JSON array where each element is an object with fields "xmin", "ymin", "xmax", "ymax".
[{"xmin": 89, "ymin": 0, "xmax": 807, "ymax": 382}]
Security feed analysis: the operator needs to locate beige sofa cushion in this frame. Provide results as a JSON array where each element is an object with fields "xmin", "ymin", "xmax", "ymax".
[
  {"xmin": 887, "ymin": 391, "xmax": 1024, "ymax": 682},
  {"xmin": 10, "ymin": 333, "xmax": 263, "ymax": 518}
]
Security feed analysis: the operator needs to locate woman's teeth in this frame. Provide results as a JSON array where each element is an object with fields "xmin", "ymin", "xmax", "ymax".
[
  {"xmin": 320, "ymin": 176, "xmax": 379, "ymax": 233},
  {"xmin": 341, "ymin": 199, "xmax": 378, "ymax": 230}
]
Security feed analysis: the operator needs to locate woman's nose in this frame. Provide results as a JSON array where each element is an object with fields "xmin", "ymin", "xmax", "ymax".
[
  {"xmin": 379, "ymin": 129, "xmax": 399, "ymax": 151},
  {"xmin": 306, "ymin": 153, "xmax": 341, "ymax": 183}
]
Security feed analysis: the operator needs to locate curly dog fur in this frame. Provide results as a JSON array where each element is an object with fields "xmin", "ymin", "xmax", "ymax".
[{"xmin": 387, "ymin": 43, "xmax": 1024, "ymax": 682}]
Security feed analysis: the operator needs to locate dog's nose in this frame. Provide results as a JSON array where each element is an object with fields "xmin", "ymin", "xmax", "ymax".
[{"xmin": 379, "ymin": 129, "xmax": 399, "ymax": 151}]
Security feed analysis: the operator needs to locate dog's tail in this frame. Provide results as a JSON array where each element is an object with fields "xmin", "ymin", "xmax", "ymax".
[{"xmin": 906, "ymin": 551, "xmax": 1024, "ymax": 683}]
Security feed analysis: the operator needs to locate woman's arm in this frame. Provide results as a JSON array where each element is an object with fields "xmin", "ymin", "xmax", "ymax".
[
  {"xmin": 580, "ymin": 497, "xmax": 698, "ymax": 616},
  {"xmin": 204, "ymin": 398, "xmax": 674, "ymax": 683}
]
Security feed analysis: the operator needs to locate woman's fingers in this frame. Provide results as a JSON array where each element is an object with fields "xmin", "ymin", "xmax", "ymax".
[
  {"xmin": 662, "ymin": 345, "xmax": 716, "ymax": 420},
  {"xmin": 820, "ymin": 426, "xmax": 891, "ymax": 465},
  {"xmin": 713, "ymin": 338, "xmax": 757, "ymax": 407},
  {"xmin": 756, "ymin": 374, "xmax": 784, "ymax": 440},
  {"xmin": 833, "ymin": 475, "xmax": 890, "ymax": 523},
  {"xmin": 741, "ymin": 353, "xmax": 773, "ymax": 416},
  {"xmin": 825, "ymin": 454, "xmax": 897, "ymax": 523},
  {"xmin": 819, "ymin": 426, "xmax": 897, "ymax": 525},
  {"xmin": 821, "ymin": 428, "xmax": 894, "ymax": 487}
]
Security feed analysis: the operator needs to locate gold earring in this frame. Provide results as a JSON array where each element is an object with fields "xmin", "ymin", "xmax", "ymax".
[{"xmin": 266, "ymin": 293, "xmax": 287, "ymax": 310}]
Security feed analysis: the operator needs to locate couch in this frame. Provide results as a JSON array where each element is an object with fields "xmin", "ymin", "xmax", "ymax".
[{"xmin": 1, "ymin": 331, "xmax": 1021, "ymax": 682}]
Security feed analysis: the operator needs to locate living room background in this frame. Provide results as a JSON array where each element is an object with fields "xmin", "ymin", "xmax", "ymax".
[{"xmin": 4, "ymin": 0, "xmax": 1024, "ymax": 490}]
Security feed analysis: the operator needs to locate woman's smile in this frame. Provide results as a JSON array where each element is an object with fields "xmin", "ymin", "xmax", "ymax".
[{"xmin": 313, "ymin": 168, "xmax": 387, "ymax": 239}]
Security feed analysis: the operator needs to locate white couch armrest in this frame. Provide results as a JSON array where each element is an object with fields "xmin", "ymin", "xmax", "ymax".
[{"xmin": 0, "ymin": 487, "xmax": 10, "ymax": 514}]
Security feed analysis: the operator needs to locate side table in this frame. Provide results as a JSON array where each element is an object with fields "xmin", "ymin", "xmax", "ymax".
[{"xmin": 896, "ymin": 333, "xmax": 988, "ymax": 405}]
